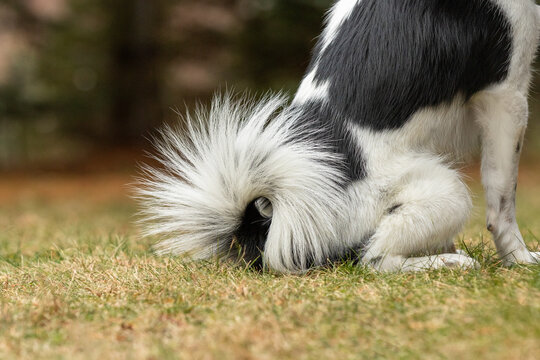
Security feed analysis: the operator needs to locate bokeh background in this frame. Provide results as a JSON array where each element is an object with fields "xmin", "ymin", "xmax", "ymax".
[{"xmin": 0, "ymin": 0, "xmax": 539, "ymax": 175}]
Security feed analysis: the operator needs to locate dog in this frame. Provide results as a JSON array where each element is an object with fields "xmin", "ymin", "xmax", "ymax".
[{"xmin": 137, "ymin": 0, "xmax": 540, "ymax": 273}]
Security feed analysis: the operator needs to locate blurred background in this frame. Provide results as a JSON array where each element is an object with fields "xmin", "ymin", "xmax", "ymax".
[{"xmin": 0, "ymin": 0, "xmax": 539, "ymax": 173}]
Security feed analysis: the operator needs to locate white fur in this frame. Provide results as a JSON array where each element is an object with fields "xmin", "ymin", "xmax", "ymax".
[
  {"xmin": 293, "ymin": 66, "xmax": 330, "ymax": 105},
  {"xmin": 373, "ymin": 254, "xmax": 480, "ymax": 273},
  {"xmin": 348, "ymin": 151, "xmax": 473, "ymax": 271},
  {"xmin": 136, "ymin": 94, "xmax": 347, "ymax": 273},
  {"xmin": 492, "ymin": 0, "xmax": 539, "ymax": 93}
]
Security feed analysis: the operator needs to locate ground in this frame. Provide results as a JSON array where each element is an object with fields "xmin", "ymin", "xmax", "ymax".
[{"xmin": 0, "ymin": 162, "xmax": 539, "ymax": 360}]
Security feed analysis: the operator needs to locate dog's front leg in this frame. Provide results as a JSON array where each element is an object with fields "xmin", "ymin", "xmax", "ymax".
[
  {"xmin": 360, "ymin": 156, "xmax": 476, "ymax": 272},
  {"xmin": 473, "ymin": 87, "xmax": 539, "ymax": 265}
]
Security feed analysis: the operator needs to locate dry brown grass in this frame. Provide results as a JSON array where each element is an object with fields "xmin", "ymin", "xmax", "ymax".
[{"xmin": 0, "ymin": 167, "xmax": 539, "ymax": 359}]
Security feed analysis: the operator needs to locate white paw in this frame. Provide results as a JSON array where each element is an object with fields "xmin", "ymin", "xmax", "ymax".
[
  {"xmin": 381, "ymin": 254, "xmax": 480, "ymax": 272},
  {"xmin": 502, "ymin": 250, "xmax": 540, "ymax": 266},
  {"xmin": 455, "ymin": 249, "xmax": 468, "ymax": 256},
  {"xmin": 437, "ymin": 254, "xmax": 480, "ymax": 270}
]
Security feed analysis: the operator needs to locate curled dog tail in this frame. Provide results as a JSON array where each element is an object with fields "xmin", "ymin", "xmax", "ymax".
[{"xmin": 136, "ymin": 94, "xmax": 347, "ymax": 273}]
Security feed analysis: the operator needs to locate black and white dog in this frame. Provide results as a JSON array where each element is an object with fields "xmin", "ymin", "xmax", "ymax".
[{"xmin": 138, "ymin": 0, "xmax": 540, "ymax": 272}]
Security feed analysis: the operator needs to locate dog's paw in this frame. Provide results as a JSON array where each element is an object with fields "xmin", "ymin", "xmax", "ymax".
[
  {"xmin": 501, "ymin": 250, "xmax": 540, "ymax": 266},
  {"xmin": 386, "ymin": 254, "xmax": 481, "ymax": 272},
  {"xmin": 455, "ymin": 249, "xmax": 468, "ymax": 256},
  {"xmin": 437, "ymin": 254, "xmax": 480, "ymax": 270}
]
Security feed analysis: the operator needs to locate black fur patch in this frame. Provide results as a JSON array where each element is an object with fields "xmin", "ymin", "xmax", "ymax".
[
  {"xmin": 292, "ymin": 102, "xmax": 367, "ymax": 181},
  {"xmin": 308, "ymin": 0, "xmax": 512, "ymax": 131},
  {"xmin": 387, "ymin": 203, "xmax": 402, "ymax": 214},
  {"xmin": 233, "ymin": 199, "xmax": 271, "ymax": 269}
]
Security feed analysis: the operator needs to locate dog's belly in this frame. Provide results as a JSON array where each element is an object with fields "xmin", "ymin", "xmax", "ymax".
[
  {"xmin": 347, "ymin": 94, "xmax": 481, "ymax": 169},
  {"xmin": 389, "ymin": 95, "xmax": 480, "ymax": 161}
]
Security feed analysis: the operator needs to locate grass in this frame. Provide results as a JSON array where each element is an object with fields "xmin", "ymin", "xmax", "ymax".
[{"xmin": 0, "ymin": 169, "xmax": 539, "ymax": 360}]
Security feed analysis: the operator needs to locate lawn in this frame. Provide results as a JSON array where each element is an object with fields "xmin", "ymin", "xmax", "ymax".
[{"xmin": 0, "ymin": 166, "xmax": 539, "ymax": 360}]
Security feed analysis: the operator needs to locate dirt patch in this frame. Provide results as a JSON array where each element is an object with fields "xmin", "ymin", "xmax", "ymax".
[
  {"xmin": 0, "ymin": 148, "xmax": 157, "ymax": 205},
  {"xmin": 0, "ymin": 173, "xmax": 134, "ymax": 205}
]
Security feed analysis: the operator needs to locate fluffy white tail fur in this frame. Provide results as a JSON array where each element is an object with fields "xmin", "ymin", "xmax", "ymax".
[{"xmin": 136, "ymin": 94, "xmax": 347, "ymax": 273}]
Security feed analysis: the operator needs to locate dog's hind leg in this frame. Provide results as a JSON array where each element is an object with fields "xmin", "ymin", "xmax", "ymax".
[
  {"xmin": 361, "ymin": 156, "xmax": 476, "ymax": 272},
  {"xmin": 472, "ymin": 87, "xmax": 539, "ymax": 265}
]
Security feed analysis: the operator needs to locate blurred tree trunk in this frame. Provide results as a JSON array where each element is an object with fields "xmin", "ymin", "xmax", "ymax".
[{"xmin": 109, "ymin": 0, "xmax": 163, "ymax": 144}]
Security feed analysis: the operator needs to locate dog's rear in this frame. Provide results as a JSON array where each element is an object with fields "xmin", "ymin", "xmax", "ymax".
[{"xmin": 138, "ymin": 0, "xmax": 540, "ymax": 272}]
